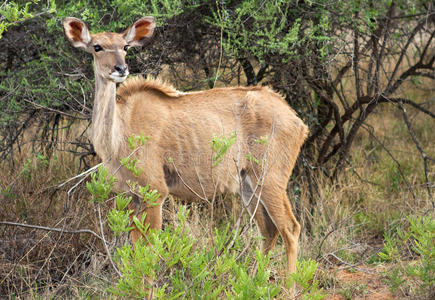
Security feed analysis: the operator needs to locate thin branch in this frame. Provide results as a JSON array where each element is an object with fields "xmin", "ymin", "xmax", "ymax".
[
  {"xmin": 324, "ymin": 252, "xmax": 359, "ymax": 269},
  {"xmin": 57, "ymin": 163, "xmax": 102, "ymax": 189},
  {"xmin": 412, "ymin": 72, "xmax": 435, "ymax": 80},
  {"xmin": 315, "ymin": 212, "xmax": 357, "ymax": 261},
  {"xmin": 332, "ymin": 99, "xmax": 379, "ymax": 176},
  {"xmin": 385, "ymin": 20, "xmax": 429, "ymax": 95},
  {"xmin": 419, "ymin": 28, "xmax": 435, "ymax": 62},
  {"xmin": 256, "ymin": 63, "xmax": 269, "ymax": 83},
  {"xmin": 23, "ymin": 99, "xmax": 89, "ymax": 120},
  {"xmin": 386, "ymin": 54, "xmax": 435, "ymax": 97},
  {"xmin": 0, "ymin": 221, "xmax": 102, "ymax": 240},
  {"xmin": 359, "ymin": 122, "xmax": 417, "ymax": 201},
  {"xmin": 96, "ymin": 205, "xmax": 123, "ymax": 278},
  {"xmin": 213, "ymin": 7, "xmax": 224, "ymax": 88},
  {"xmin": 353, "ymin": 11, "xmax": 362, "ymax": 101},
  {"xmin": 398, "ymin": 102, "xmax": 434, "ymax": 202},
  {"xmin": 332, "ymin": 36, "xmax": 373, "ymax": 88},
  {"xmin": 170, "ymin": 160, "xmax": 210, "ymax": 203},
  {"xmin": 379, "ymin": 96, "xmax": 435, "ymax": 119}
]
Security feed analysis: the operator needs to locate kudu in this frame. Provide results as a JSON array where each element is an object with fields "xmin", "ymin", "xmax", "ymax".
[{"xmin": 63, "ymin": 16, "xmax": 308, "ymax": 283}]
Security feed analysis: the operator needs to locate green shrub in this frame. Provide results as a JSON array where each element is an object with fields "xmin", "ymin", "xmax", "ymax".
[
  {"xmin": 110, "ymin": 206, "xmax": 280, "ymax": 299},
  {"xmin": 379, "ymin": 215, "xmax": 434, "ymax": 298},
  {"xmin": 287, "ymin": 259, "xmax": 326, "ymax": 300},
  {"xmin": 85, "ymin": 132, "xmax": 325, "ymax": 298}
]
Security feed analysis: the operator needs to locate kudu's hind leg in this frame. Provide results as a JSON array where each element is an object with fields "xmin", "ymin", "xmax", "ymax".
[
  {"xmin": 262, "ymin": 190, "xmax": 300, "ymax": 275},
  {"xmin": 240, "ymin": 173, "xmax": 280, "ymax": 254},
  {"xmin": 240, "ymin": 172, "xmax": 300, "ymax": 275}
]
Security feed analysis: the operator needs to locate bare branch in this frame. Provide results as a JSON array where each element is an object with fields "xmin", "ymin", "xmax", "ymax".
[
  {"xmin": 379, "ymin": 96, "xmax": 435, "ymax": 119},
  {"xmin": 353, "ymin": 11, "xmax": 362, "ymax": 101},
  {"xmin": 96, "ymin": 205, "xmax": 123, "ymax": 278},
  {"xmin": 385, "ymin": 20, "xmax": 431, "ymax": 95},
  {"xmin": 24, "ymin": 99, "xmax": 89, "ymax": 120},
  {"xmin": 57, "ymin": 163, "xmax": 103, "ymax": 189},
  {"xmin": 359, "ymin": 122, "xmax": 417, "ymax": 201},
  {"xmin": 170, "ymin": 160, "xmax": 210, "ymax": 204},
  {"xmin": 0, "ymin": 221, "xmax": 102, "ymax": 240},
  {"xmin": 398, "ymin": 102, "xmax": 434, "ymax": 201}
]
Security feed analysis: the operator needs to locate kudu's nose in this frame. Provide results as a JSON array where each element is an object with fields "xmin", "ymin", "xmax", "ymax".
[{"xmin": 114, "ymin": 65, "xmax": 127, "ymax": 75}]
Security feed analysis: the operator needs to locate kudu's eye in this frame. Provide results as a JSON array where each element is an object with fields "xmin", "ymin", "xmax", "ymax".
[
  {"xmin": 93, "ymin": 45, "xmax": 103, "ymax": 52},
  {"xmin": 124, "ymin": 45, "xmax": 129, "ymax": 51}
]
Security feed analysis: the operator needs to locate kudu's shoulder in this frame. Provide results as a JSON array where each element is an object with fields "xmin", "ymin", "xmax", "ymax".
[{"xmin": 117, "ymin": 76, "xmax": 183, "ymax": 101}]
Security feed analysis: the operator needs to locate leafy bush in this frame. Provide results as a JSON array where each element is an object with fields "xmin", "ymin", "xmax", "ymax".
[
  {"xmin": 83, "ymin": 132, "xmax": 325, "ymax": 298},
  {"xmin": 287, "ymin": 259, "xmax": 326, "ymax": 300},
  {"xmin": 111, "ymin": 207, "xmax": 281, "ymax": 299},
  {"xmin": 379, "ymin": 215, "xmax": 434, "ymax": 298},
  {"xmin": 86, "ymin": 163, "xmax": 280, "ymax": 298},
  {"xmin": 0, "ymin": 0, "xmax": 56, "ymax": 38}
]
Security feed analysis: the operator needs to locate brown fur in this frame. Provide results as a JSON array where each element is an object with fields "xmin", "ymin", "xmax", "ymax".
[
  {"xmin": 63, "ymin": 17, "xmax": 308, "ymax": 292},
  {"xmin": 117, "ymin": 76, "xmax": 183, "ymax": 100}
]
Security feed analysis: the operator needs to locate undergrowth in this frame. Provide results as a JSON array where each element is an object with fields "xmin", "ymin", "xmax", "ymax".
[
  {"xmin": 0, "ymin": 105, "xmax": 433, "ymax": 298},
  {"xmin": 82, "ymin": 131, "xmax": 325, "ymax": 299}
]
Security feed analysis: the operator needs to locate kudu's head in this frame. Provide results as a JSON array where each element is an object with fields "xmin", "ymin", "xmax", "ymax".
[{"xmin": 63, "ymin": 17, "xmax": 156, "ymax": 83}]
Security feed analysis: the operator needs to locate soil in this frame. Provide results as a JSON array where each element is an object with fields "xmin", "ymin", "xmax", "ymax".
[{"xmin": 325, "ymin": 265, "xmax": 395, "ymax": 300}]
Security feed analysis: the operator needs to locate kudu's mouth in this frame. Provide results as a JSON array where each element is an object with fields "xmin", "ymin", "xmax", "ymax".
[{"xmin": 109, "ymin": 70, "xmax": 129, "ymax": 83}]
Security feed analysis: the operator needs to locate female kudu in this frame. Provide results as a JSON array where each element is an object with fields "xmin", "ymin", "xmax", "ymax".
[{"xmin": 63, "ymin": 16, "xmax": 308, "ymax": 286}]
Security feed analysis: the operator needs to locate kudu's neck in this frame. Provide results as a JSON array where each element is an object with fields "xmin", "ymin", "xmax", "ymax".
[
  {"xmin": 93, "ymin": 73, "xmax": 116, "ymax": 121},
  {"xmin": 91, "ymin": 73, "xmax": 119, "ymax": 161}
]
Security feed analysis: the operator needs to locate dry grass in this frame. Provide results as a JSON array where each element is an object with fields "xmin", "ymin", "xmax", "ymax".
[{"xmin": 304, "ymin": 101, "xmax": 433, "ymax": 299}]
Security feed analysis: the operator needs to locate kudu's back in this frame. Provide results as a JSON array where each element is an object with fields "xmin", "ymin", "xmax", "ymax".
[{"xmin": 115, "ymin": 77, "xmax": 308, "ymax": 201}]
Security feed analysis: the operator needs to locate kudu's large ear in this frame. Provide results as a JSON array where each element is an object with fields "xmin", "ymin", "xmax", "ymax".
[
  {"xmin": 63, "ymin": 17, "xmax": 91, "ymax": 50},
  {"xmin": 123, "ymin": 17, "xmax": 156, "ymax": 47}
]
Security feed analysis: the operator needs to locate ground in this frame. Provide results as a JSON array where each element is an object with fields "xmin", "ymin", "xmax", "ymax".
[{"xmin": 326, "ymin": 265, "xmax": 394, "ymax": 300}]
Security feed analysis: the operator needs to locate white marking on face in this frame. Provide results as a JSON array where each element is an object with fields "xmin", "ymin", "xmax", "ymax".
[{"xmin": 109, "ymin": 71, "xmax": 129, "ymax": 83}]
